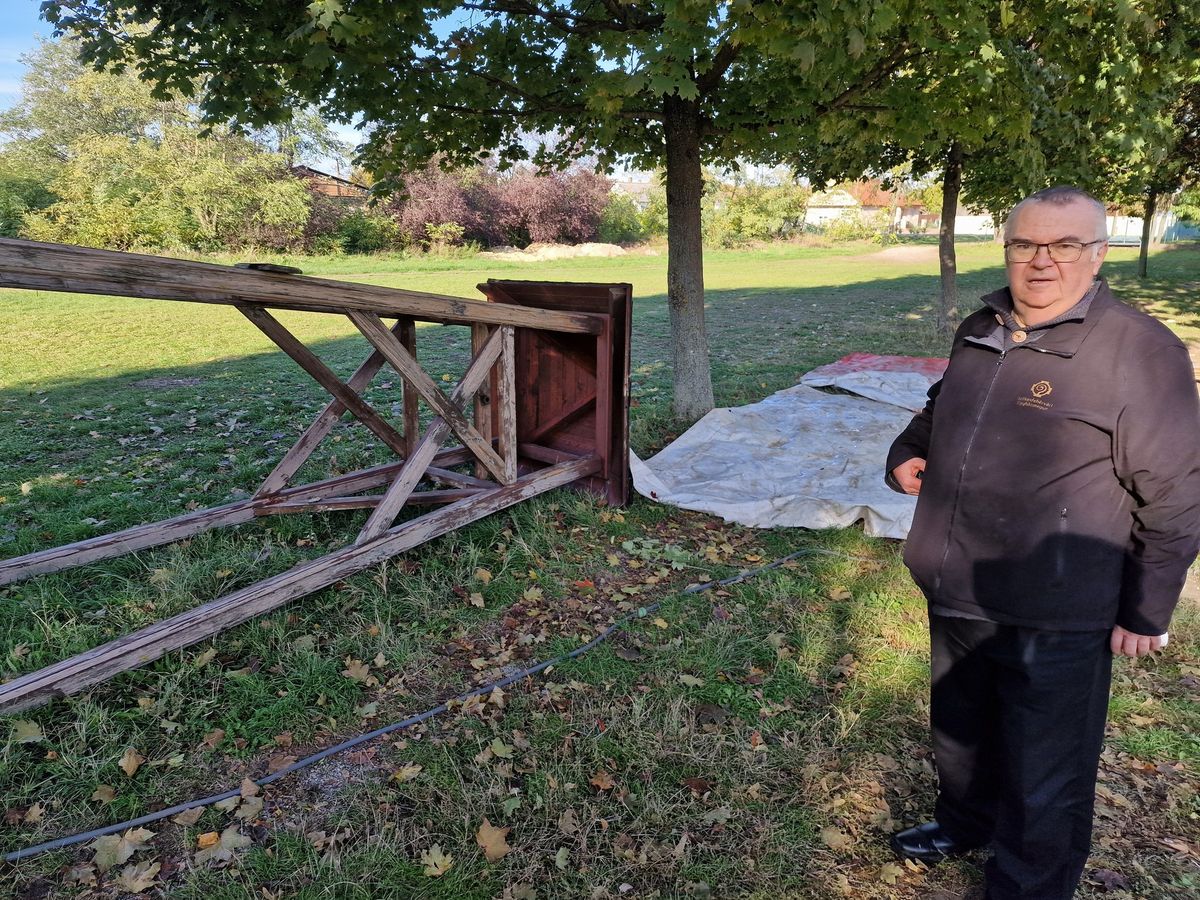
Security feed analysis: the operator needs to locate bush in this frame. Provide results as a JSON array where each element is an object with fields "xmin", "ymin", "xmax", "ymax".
[
  {"xmin": 336, "ymin": 208, "xmax": 402, "ymax": 253},
  {"xmin": 821, "ymin": 210, "xmax": 896, "ymax": 244},
  {"xmin": 598, "ymin": 192, "xmax": 647, "ymax": 244},
  {"xmin": 497, "ymin": 167, "xmax": 610, "ymax": 246},
  {"xmin": 703, "ymin": 181, "xmax": 810, "ymax": 247}
]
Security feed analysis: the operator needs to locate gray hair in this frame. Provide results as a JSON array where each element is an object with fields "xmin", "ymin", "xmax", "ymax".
[{"xmin": 1005, "ymin": 186, "xmax": 1109, "ymax": 243}]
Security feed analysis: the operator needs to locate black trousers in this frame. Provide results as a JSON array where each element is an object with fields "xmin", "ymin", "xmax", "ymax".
[{"xmin": 928, "ymin": 614, "xmax": 1113, "ymax": 900}]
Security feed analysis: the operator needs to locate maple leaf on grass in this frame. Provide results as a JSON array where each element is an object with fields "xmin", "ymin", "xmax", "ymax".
[
  {"xmin": 421, "ymin": 843, "xmax": 453, "ymax": 877},
  {"xmin": 10, "ymin": 720, "xmax": 44, "ymax": 744},
  {"xmin": 119, "ymin": 747, "xmax": 146, "ymax": 778},
  {"xmin": 115, "ymin": 860, "xmax": 161, "ymax": 893},
  {"xmin": 90, "ymin": 827, "xmax": 155, "ymax": 872},
  {"xmin": 476, "ymin": 818, "xmax": 512, "ymax": 863},
  {"xmin": 194, "ymin": 826, "xmax": 252, "ymax": 865}
]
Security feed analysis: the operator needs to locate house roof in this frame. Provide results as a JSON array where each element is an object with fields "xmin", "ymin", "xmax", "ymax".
[
  {"xmin": 807, "ymin": 189, "xmax": 859, "ymax": 208},
  {"xmin": 291, "ymin": 165, "xmax": 368, "ymax": 189}
]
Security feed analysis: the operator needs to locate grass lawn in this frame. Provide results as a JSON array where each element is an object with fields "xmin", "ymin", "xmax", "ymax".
[{"xmin": 2, "ymin": 239, "xmax": 1199, "ymax": 899}]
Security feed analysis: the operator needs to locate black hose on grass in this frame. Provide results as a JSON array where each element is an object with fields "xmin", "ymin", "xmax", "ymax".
[{"xmin": 4, "ymin": 546, "xmax": 864, "ymax": 864}]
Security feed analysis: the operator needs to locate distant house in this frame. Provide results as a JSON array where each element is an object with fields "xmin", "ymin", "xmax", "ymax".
[
  {"xmin": 609, "ymin": 172, "xmax": 657, "ymax": 210},
  {"xmin": 803, "ymin": 188, "xmax": 860, "ymax": 226},
  {"xmin": 291, "ymin": 165, "xmax": 370, "ymax": 200}
]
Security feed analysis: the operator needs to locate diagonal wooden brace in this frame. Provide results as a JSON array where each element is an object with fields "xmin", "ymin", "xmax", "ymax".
[
  {"xmin": 355, "ymin": 325, "xmax": 506, "ymax": 543},
  {"xmin": 238, "ymin": 305, "xmax": 409, "ymax": 458},
  {"xmin": 255, "ymin": 318, "xmax": 411, "ymax": 498},
  {"xmin": 347, "ymin": 311, "xmax": 508, "ymax": 484}
]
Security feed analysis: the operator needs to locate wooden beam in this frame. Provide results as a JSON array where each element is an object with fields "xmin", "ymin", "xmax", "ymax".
[
  {"xmin": 471, "ymin": 323, "xmax": 494, "ymax": 481},
  {"xmin": 0, "ymin": 456, "xmax": 600, "ymax": 714},
  {"xmin": 347, "ymin": 311, "xmax": 508, "ymax": 484},
  {"xmin": 0, "ymin": 500, "xmax": 259, "ymax": 587},
  {"xmin": 0, "ymin": 238, "xmax": 602, "ymax": 334},
  {"xmin": 255, "ymin": 319, "xmax": 407, "ymax": 498},
  {"xmin": 355, "ymin": 327, "xmax": 504, "ymax": 543},
  {"xmin": 238, "ymin": 306, "xmax": 410, "ymax": 459},
  {"xmin": 256, "ymin": 489, "xmax": 480, "ymax": 515},
  {"xmin": 497, "ymin": 325, "xmax": 518, "ymax": 483},
  {"xmin": 398, "ymin": 318, "xmax": 420, "ymax": 459}
]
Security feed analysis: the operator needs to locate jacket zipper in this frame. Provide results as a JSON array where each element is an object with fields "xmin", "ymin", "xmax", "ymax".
[
  {"xmin": 933, "ymin": 347, "xmax": 1008, "ymax": 594},
  {"xmin": 1056, "ymin": 507, "xmax": 1068, "ymax": 579}
]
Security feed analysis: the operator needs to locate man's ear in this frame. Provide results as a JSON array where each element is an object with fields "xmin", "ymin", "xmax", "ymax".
[{"xmin": 1092, "ymin": 241, "xmax": 1109, "ymax": 275}]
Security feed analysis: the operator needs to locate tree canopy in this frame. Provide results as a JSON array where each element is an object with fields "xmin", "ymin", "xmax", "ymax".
[{"xmin": 43, "ymin": 1, "xmax": 999, "ymax": 420}]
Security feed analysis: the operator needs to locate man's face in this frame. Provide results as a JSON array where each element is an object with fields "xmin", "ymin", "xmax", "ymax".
[{"xmin": 1005, "ymin": 199, "xmax": 1108, "ymax": 321}]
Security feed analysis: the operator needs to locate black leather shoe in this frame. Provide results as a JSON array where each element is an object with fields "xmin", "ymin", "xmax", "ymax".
[{"xmin": 889, "ymin": 821, "xmax": 981, "ymax": 864}]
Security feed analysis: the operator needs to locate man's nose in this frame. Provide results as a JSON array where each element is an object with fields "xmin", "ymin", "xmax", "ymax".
[{"xmin": 1030, "ymin": 245, "xmax": 1055, "ymax": 267}]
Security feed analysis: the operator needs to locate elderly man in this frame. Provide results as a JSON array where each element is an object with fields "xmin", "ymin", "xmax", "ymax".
[{"xmin": 885, "ymin": 186, "xmax": 1200, "ymax": 899}]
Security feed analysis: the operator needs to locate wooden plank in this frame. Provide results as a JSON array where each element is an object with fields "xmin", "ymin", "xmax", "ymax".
[
  {"xmin": 0, "ymin": 455, "xmax": 600, "ymax": 714},
  {"xmin": 398, "ymin": 318, "xmax": 420, "ymax": 459},
  {"xmin": 355, "ymin": 327, "xmax": 505, "ymax": 543},
  {"xmin": 0, "ymin": 500, "xmax": 259, "ymax": 587},
  {"xmin": 256, "ymin": 489, "xmax": 480, "ymax": 515},
  {"xmin": 525, "ymin": 392, "xmax": 596, "ymax": 444},
  {"xmin": 471, "ymin": 323, "xmax": 494, "ymax": 481},
  {"xmin": 497, "ymin": 326, "xmax": 518, "ymax": 483},
  {"xmin": 238, "ymin": 306, "xmax": 409, "ymax": 459},
  {"xmin": 255, "ymin": 319, "xmax": 406, "ymax": 498},
  {"xmin": 347, "ymin": 311, "xmax": 508, "ymax": 484},
  {"xmin": 518, "ymin": 443, "xmax": 584, "ymax": 465},
  {"xmin": 0, "ymin": 238, "xmax": 602, "ymax": 334}
]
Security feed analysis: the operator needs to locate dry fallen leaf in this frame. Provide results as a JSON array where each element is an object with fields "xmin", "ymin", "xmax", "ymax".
[
  {"xmin": 193, "ymin": 647, "xmax": 218, "ymax": 668},
  {"xmin": 558, "ymin": 809, "xmax": 579, "ymax": 835},
  {"xmin": 590, "ymin": 770, "xmax": 616, "ymax": 791},
  {"xmin": 194, "ymin": 826, "xmax": 252, "ymax": 865},
  {"xmin": 820, "ymin": 826, "xmax": 851, "ymax": 852},
  {"xmin": 476, "ymin": 818, "xmax": 512, "ymax": 863},
  {"xmin": 23, "ymin": 802, "xmax": 45, "ymax": 824},
  {"xmin": 172, "ymin": 807, "xmax": 204, "ymax": 827},
  {"xmin": 475, "ymin": 568, "xmax": 493, "ymax": 584},
  {"xmin": 392, "ymin": 763, "xmax": 424, "ymax": 783},
  {"xmin": 341, "ymin": 657, "xmax": 371, "ymax": 682},
  {"xmin": 90, "ymin": 827, "xmax": 155, "ymax": 872},
  {"xmin": 469, "ymin": 592, "xmax": 485, "ymax": 607},
  {"xmin": 114, "ymin": 860, "xmax": 160, "ymax": 893},
  {"xmin": 239, "ymin": 778, "xmax": 261, "ymax": 799},
  {"xmin": 235, "ymin": 796, "xmax": 264, "ymax": 821},
  {"xmin": 91, "ymin": 785, "xmax": 117, "ymax": 804},
  {"xmin": 555, "ymin": 846, "xmax": 571, "ymax": 871},
  {"xmin": 118, "ymin": 747, "xmax": 146, "ymax": 778},
  {"xmin": 10, "ymin": 720, "xmax": 44, "ymax": 744},
  {"xmin": 197, "ymin": 832, "xmax": 220, "ymax": 850},
  {"xmin": 421, "ymin": 843, "xmax": 454, "ymax": 877},
  {"xmin": 652, "ymin": 617, "xmax": 669, "ymax": 629},
  {"xmin": 201, "ymin": 728, "xmax": 225, "ymax": 750}
]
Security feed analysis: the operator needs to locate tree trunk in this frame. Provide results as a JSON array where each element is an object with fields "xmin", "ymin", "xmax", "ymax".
[
  {"xmin": 937, "ymin": 142, "xmax": 964, "ymax": 337},
  {"xmin": 663, "ymin": 93, "xmax": 714, "ymax": 421},
  {"xmin": 1138, "ymin": 188, "xmax": 1156, "ymax": 279}
]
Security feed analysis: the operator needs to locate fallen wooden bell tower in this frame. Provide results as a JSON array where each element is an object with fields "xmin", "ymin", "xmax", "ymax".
[{"xmin": 0, "ymin": 238, "xmax": 631, "ymax": 713}]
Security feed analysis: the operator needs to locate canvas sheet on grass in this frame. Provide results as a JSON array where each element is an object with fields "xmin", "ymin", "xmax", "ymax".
[{"xmin": 631, "ymin": 354, "xmax": 947, "ymax": 539}]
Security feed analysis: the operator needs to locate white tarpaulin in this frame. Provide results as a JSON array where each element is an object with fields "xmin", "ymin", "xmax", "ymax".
[{"xmin": 631, "ymin": 354, "xmax": 946, "ymax": 539}]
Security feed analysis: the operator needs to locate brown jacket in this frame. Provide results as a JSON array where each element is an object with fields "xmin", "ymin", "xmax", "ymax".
[{"xmin": 887, "ymin": 279, "xmax": 1200, "ymax": 634}]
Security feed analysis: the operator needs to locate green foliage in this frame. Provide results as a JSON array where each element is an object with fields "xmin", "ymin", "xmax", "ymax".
[
  {"xmin": 424, "ymin": 221, "xmax": 465, "ymax": 250},
  {"xmin": 0, "ymin": 167, "xmax": 56, "ymax": 237},
  {"xmin": 820, "ymin": 211, "xmax": 895, "ymax": 244},
  {"xmin": 335, "ymin": 208, "xmax": 402, "ymax": 253},
  {"xmin": 22, "ymin": 128, "xmax": 311, "ymax": 252},
  {"xmin": 1176, "ymin": 187, "xmax": 1200, "ymax": 226},
  {"xmin": 703, "ymin": 180, "xmax": 810, "ymax": 247},
  {"xmin": 597, "ymin": 192, "xmax": 647, "ymax": 244}
]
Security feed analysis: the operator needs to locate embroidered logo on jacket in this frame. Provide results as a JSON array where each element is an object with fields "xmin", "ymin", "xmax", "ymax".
[{"xmin": 1018, "ymin": 380, "xmax": 1054, "ymax": 410}]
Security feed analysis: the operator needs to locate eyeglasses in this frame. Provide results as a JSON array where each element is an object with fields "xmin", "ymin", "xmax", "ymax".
[{"xmin": 1003, "ymin": 239, "xmax": 1106, "ymax": 263}]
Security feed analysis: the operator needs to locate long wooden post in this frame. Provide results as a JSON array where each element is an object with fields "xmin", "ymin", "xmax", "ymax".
[{"xmin": 0, "ymin": 456, "xmax": 600, "ymax": 715}]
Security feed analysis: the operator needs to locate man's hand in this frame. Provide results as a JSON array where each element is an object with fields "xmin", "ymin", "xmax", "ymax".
[
  {"xmin": 1110, "ymin": 625, "xmax": 1168, "ymax": 658},
  {"xmin": 892, "ymin": 457, "xmax": 926, "ymax": 495}
]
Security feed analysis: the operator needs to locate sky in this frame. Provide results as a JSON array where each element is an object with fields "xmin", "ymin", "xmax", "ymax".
[{"xmin": 0, "ymin": 1, "xmax": 49, "ymax": 110}]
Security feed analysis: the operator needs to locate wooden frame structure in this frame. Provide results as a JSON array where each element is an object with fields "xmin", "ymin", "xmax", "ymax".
[{"xmin": 0, "ymin": 239, "xmax": 631, "ymax": 713}]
